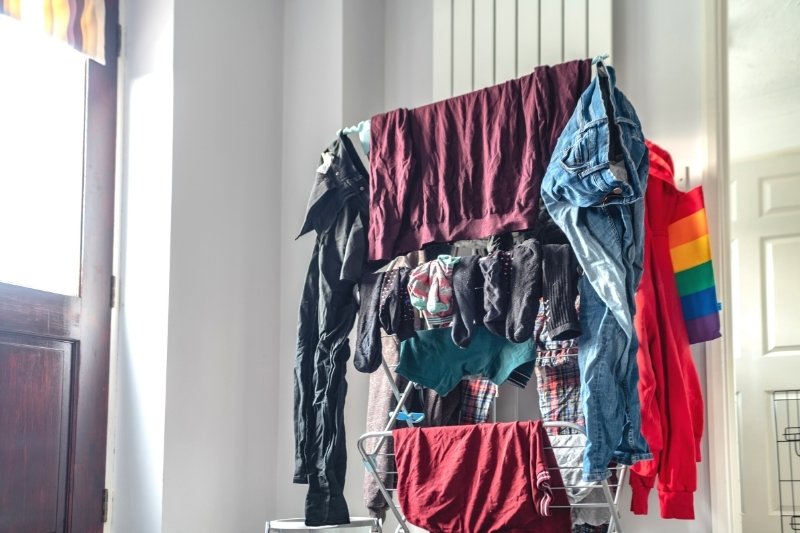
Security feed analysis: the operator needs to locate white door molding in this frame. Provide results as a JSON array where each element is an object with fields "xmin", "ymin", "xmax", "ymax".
[{"xmin": 703, "ymin": 0, "xmax": 742, "ymax": 531}]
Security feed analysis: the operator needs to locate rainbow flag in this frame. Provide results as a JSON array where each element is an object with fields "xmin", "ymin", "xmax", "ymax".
[{"xmin": 667, "ymin": 187, "xmax": 722, "ymax": 344}]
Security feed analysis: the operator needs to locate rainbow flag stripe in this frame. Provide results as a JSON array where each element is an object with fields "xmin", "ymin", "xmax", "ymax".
[{"xmin": 667, "ymin": 187, "xmax": 721, "ymax": 344}]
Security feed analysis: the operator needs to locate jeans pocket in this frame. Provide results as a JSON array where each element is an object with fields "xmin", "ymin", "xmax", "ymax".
[{"xmin": 558, "ymin": 119, "xmax": 606, "ymax": 174}]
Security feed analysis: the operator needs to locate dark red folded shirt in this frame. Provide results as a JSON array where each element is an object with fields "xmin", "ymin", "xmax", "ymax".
[
  {"xmin": 393, "ymin": 420, "xmax": 571, "ymax": 533},
  {"xmin": 368, "ymin": 59, "xmax": 592, "ymax": 261}
]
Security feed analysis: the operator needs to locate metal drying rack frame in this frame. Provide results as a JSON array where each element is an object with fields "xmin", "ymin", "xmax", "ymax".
[{"xmin": 357, "ymin": 361, "xmax": 628, "ymax": 533}]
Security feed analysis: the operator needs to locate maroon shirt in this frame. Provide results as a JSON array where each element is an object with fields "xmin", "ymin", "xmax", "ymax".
[
  {"xmin": 369, "ymin": 59, "xmax": 592, "ymax": 261},
  {"xmin": 394, "ymin": 420, "xmax": 571, "ymax": 533}
]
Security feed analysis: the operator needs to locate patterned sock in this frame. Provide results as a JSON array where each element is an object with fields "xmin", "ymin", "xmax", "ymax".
[
  {"xmin": 543, "ymin": 244, "xmax": 581, "ymax": 340},
  {"xmin": 505, "ymin": 238, "xmax": 543, "ymax": 343},
  {"xmin": 451, "ymin": 255, "xmax": 484, "ymax": 347},
  {"xmin": 480, "ymin": 250, "xmax": 512, "ymax": 337}
]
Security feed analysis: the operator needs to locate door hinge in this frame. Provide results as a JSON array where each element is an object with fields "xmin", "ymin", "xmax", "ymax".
[
  {"xmin": 102, "ymin": 488, "xmax": 109, "ymax": 523},
  {"xmin": 110, "ymin": 275, "xmax": 117, "ymax": 308}
]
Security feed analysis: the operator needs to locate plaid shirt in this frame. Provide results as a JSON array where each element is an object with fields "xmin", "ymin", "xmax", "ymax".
[
  {"xmin": 534, "ymin": 299, "xmax": 580, "ymax": 366},
  {"xmin": 534, "ymin": 298, "xmax": 583, "ymax": 435},
  {"xmin": 460, "ymin": 378, "xmax": 497, "ymax": 424}
]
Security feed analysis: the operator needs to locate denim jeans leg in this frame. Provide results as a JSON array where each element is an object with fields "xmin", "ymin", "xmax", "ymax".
[
  {"xmin": 541, "ymin": 59, "xmax": 652, "ymax": 482},
  {"xmin": 578, "ymin": 274, "xmax": 627, "ymax": 481}
]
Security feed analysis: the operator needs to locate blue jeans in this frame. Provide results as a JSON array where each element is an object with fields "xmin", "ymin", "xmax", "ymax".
[{"xmin": 541, "ymin": 59, "xmax": 651, "ymax": 481}]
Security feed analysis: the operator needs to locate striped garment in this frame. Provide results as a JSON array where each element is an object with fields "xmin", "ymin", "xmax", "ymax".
[
  {"xmin": 459, "ymin": 378, "xmax": 497, "ymax": 424},
  {"xmin": 535, "ymin": 360, "xmax": 584, "ymax": 436},
  {"xmin": 667, "ymin": 187, "xmax": 722, "ymax": 344},
  {"xmin": 1, "ymin": 0, "xmax": 106, "ymax": 63},
  {"xmin": 534, "ymin": 298, "xmax": 583, "ymax": 436},
  {"xmin": 407, "ymin": 255, "xmax": 459, "ymax": 328}
]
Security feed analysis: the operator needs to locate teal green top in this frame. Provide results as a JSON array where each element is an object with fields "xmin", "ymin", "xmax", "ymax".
[{"xmin": 397, "ymin": 326, "xmax": 537, "ymax": 396}]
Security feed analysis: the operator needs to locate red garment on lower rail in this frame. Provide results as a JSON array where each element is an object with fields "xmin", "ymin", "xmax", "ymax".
[{"xmin": 393, "ymin": 420, "xmax": 571, "ymax": 533}]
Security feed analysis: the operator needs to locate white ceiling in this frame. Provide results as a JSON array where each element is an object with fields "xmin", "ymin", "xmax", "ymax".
[{"xmin": 728, "ymin": 0, "xmax": 800, "ymax": 160}]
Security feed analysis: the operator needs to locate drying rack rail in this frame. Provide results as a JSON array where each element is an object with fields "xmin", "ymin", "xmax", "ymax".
[{"xmin": 358, "ymin": 420, "xmax": 628, "ymax": 533}]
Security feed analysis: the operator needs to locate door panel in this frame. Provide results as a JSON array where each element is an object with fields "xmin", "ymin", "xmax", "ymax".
[
  {"xmin": 763, "ymin": 235, "xmax": 800, "ymax": 353},
  {"xmin": 732, "ymin": 151, "xmax": 800, "ymax": 532},
  {"xmin": 0, "ymin": 1, "xmax": 118, "ymax": 531},
  {"xmin": 0, "ymin": 335, "xmax": 73, "ymax": 533}
]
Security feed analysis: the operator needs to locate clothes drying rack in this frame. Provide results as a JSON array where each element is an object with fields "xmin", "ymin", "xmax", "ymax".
[{"xmin": 357, "ymin": 359, "xmax": 628, "ymax": 533}]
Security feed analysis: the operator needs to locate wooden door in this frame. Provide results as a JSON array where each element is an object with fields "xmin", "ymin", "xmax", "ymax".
[
  {"xmin": 0, "ymin": 3, "xmax": 118, "ymax": 532},
  {"xmin": 731, "ymin": 151, "xmax": 800, "ymax": 532}
]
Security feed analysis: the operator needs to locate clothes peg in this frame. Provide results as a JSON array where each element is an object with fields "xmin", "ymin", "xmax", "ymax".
[
  {"xmin": 392, "ymin": 411, "xmax": 425, "ymax": 424},
  {"xmin": 339, "ymin": 120, "xmax": 371, "ymax": 154}
]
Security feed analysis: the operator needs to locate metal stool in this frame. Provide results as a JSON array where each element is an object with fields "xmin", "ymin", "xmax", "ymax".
[{"xmin": 266, "ymin": 517, "xmax": 379, "ymax": 532}]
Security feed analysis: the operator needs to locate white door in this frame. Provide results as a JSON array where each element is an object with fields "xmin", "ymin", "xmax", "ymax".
[{"xmin": 731, "ymin": 151, "xmax": 800, "ymax": 532}]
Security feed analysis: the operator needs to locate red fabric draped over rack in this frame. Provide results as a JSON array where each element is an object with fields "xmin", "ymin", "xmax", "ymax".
[{"xmin": 368, "ymin": 59, "xmax": 592, "ymax": 261}]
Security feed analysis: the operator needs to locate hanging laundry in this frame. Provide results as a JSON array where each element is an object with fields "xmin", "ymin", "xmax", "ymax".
[
  {"xmin": 451, "ymin": 255, "xmax": 484, "ymax": 347},
  {"xmin": 393, "ymin": 421, "xmax": 571, "ymax": 533},
  {"xmin": 505, "ymin": 238, "xmax": 543, "ymax": 342},
  {"xmin": 550, "ymin": 433, "xmax": 613, "ymax": 527},
  {"xmin": 294, "ymin": 133, "xmax": 370, "ymax": 526},
  {"xmin": 630, "ymin": 141, "xmax": 706, "ymax": 520},
  {"xmin": 361, "ymin": 247, "xmax": 498, "ymax": 521},
  {"xmin": 397, "ymin": 326, "xmax": 536, "ymax": 396},
  {"xmin": 368, "ymin": 59, "xmax": 592, "ymax": 261},
  {"xmin": 534, "ymin": 298, "xmax": 614, "ymax": 532},
  {"xmin": 378, "ymin": 267, "xmax": 415, "ymax": 340},
  {"xmin": 480, "ymin": 250, "xmax": 513, "ymax": 337},
  {"xmin": 459, "ymin": 378, "xmax": 498, "ymax": 424},
  {"xmin": 354, "ymin": 270, "xmax": 386, "ymax": 373},
  {"xmin": 407, "ymin": 254, "xmax": 460, "ymax": 328},
  {"xmin": 542, "ymin": 244, "xmax": 581, "ymax": 340},
  {"xmin": 534, "ymin": 299, "xmax": 584, "ymax": 433},
  {"xmin": 362, "ymin": 334, "xmax": 464, "ymax": 521},
  {"xmin": 541, "ymin": 58, "xmax": 652, "ymax": 482},
  {"xmin": 470, "ymin": 239, "xmax": 545, "ymax": 343}
]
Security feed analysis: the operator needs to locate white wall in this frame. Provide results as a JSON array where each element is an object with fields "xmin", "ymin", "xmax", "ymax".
[
  {"xmin": 614, "ymin": 1, "xmax": 712, "ymax": 532},
  {"xmin": 161, "ymin": 0, "xmax": 283, "ymax": 531},
  {"xmin": 112, "ymin": 0, "xmax": 174, "ymax": 530},
  {"xmin": 113, "ymin": 1, "xmax": 283, "ymax": 532},
  {"xmin": 384, "ymin": 0, "xmax": 433, "ymax": 111}
]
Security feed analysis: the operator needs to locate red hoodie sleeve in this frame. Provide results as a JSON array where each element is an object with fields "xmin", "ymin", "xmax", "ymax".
[
  {"xmin": 631, "ymin": 238, "xmax": 665, "ymax": 515},
  {"xmin": 631, "ymin": 141, "xmax": 703, "ymax": 519}
]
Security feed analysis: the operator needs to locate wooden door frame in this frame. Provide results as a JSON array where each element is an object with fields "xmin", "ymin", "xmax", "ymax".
[
  {"xmin": 67, "ymin": 1, "xmax": 119, "ymax": 529},
  {"xmin": 0, "ymin": 1, "xmax": 119, "ymax": 530},
  {"xmin": 704, "ymin": 0, "xmax": 743, "ymax": 531}
]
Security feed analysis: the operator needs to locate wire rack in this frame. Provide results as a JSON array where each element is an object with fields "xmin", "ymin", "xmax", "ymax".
[
  {"xmin": 774, "ymin": 390, "xmax": 800, "ymax": 532},
  {"xmin": 358, "ymin": 421, "xmax": 627, "ymax": 533}
]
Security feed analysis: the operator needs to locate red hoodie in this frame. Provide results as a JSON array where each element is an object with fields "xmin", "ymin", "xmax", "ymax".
[{"xmin": 630, "ymin": 141, "xmax": 705, "ymax": 519}]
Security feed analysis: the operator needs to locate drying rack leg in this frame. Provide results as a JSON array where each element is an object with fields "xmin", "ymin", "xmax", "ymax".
[
  {"xmin": 602, "ymin": 475, "xmax": 624, "ymax": 533},
  {"xmin": 358, "ymin": 432, "xmax": 411, "ymax": 533}
]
